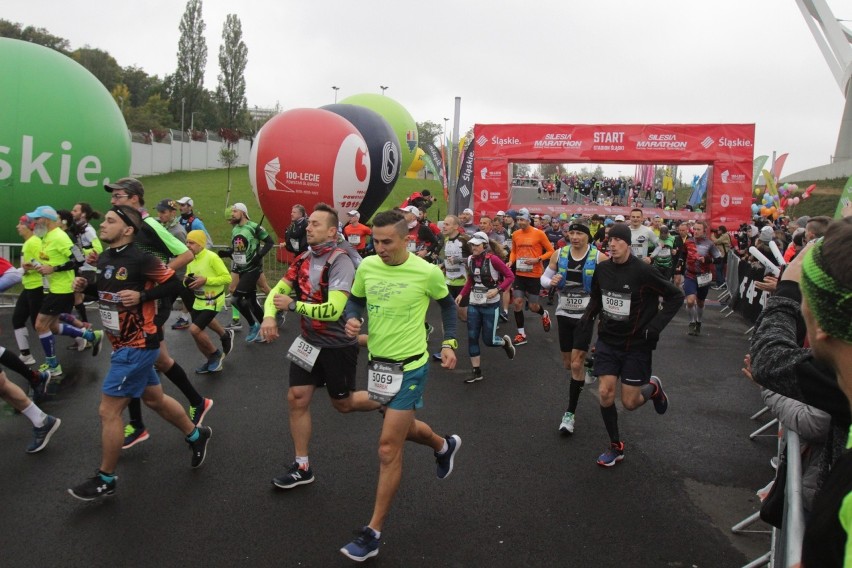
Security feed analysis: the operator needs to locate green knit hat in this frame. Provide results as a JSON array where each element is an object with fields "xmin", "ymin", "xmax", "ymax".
[{"xmin": 801, "ymin": 239, "xmax": 852, "ymax": 343}]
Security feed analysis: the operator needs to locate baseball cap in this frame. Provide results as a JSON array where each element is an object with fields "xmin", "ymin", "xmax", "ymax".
[
  {"xmin": 176, "ymin": 196, "xmax": 194, "ymax": 206},
  {"xmin": 347, "ymin": 210, "xmax": 360, "ymax": 217},
  {"xmin": 518, "ymin": 208, "xmax": 530, "ymax": 216},
  {"xmin": 104, "ymin": 177, "xmax": 145, "ymax": 202},
  {"xmin": 403, "ymin": 205, "xmax": 421, "ymax": 216},
  {"xmin": 495, "ymin": 210, "xmax": 505, "ymax": 216},
  {"xmin": 517, "ymin": 212, "xmax": 531, "ymax": 221},
  {"xmin": 614, "ymin": 214, "xmax": 626, "ymax": 222},
  {"xmin": 156, "ymin": 199, "xmax": 177, "ymax": 212},
  {"xmin": 462, "ymin": 208, "xmax": 474, "ymax": 215},
  {"xmin": 758, "ymin": 226, "xmax": 774, "ymax": 242},
  {"xmin": 232, "ymin": 202, "xmax": 250, "ymax": 219},
  {"xmin": 25, "ymin": 205, "xmax": 59, "ymax": 221},
  {"xmin": 468, "ymin": 231, "xmax": 489, "ymax": 246},
  {"xmin": 609, "ymin": 223, "xmax": 632, "ymax": 243},
  {"xmin": 604, "ymin": 218, "xmax": 614, "ymax": 227}
]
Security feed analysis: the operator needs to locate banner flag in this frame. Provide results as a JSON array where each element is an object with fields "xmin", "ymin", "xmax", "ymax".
[
  {"xmin": 770, "ymin": 153, "xmax": 789, "ymax": 181},
  {"xmin": 753, "ymin": 155, "xmax": 768, "ymax": 185},
  {"xmin": 689, "ymin": 168, "xmax": 709, "ymax": 207},
  {"xmin": 421, "ymin": 153, "xmax": 440, "ymax": 181},
  {"xmin": 834, "ymin": 175, "xmax": 852, "ymax": 219},
  {"xmin": 454, "ymin": 142, "xmax": 475, "ymax": 214},
  {"xmin": 422, "ymin": 143, "xmax": 445, "ymax": 183}
]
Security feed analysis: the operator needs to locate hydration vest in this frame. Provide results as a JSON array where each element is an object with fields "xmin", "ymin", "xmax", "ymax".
[
  {"xmin": 291, "ymin": 248, "xmax": 347, "ymax": 303},
  {"xmin": 467, "ymin": 253, "xmax": 499, "ymax": 289},
  {"xmin": 556, "ymin": 245, "xmax": 597, "ymax": 293}
]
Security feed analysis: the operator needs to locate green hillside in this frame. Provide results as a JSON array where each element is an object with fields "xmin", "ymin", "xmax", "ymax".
[{"xmin": 139, "ymin": 167, "xmax": 445, "ymax": 244}]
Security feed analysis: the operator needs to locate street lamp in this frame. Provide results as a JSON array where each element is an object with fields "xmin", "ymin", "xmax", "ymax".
[
  {"xmin": 189, "ymin": 111, "xmax": 200, "ymax": 171},
  {"xmin": 180, "ymin": 97, "xmax": 185, "ymax": 171},
  {"xmin": 380, "ymin": 85, "xmax": 388, "ymax": 95},
  {"xmin": 332, "ymin": 86, "xmax": 340, "ymax": 103}
]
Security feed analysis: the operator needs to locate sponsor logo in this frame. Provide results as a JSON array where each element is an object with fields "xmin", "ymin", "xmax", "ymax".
[
  {"xmin": 459, "ymin": 184, "xmax": 470, "ymax": 198},
  {"xmin": 479, "ymin": 167, "xmax": 502, "ymax": 180},
  {"xmin": 718, "ymin": 137, "xmax": 753, "ymax": 148},
  {"xmin": 103, "ymin": 266, "xmax": 114, "ymax": 280},
  {"xmin": 476, "ymin": 135, "xmax": 488, "ymax": 147},
  {"xmin": 534, "ymin": 133, "xmax": 582, "ymax": 149},
  {"xmin": 720, "ymin": 170, "xmax": 746, "ymax": 184},
  {"xmin": 480, "ymin": 167, "xmax": 487, "ymax": 180},
  {"xmin": 720, "ymin": 194, "xmax": 730, "ymax": 207},
  {"xmin": 719, "ymin": 193, "xmax": 746, "ymax": 207},
  {"xmin": 115, "ymin": 267, "xmax": 128, "ymax": 281},
  {"xmin": 635, "ymin": 134, "xmax": 687, "ymax": 150},
  {"xmin": 380, "ymin": 141, "xmax": 399, "ymax": 184},
  {"xmin": 490, "ymin": 135, "xmax": 521, "ymax": 146},
  {"xmin": 405, "ymin": 130, "xmax": 417, "ymax": 152},
  {"xmin": 700, "ymin": 136, "xmax": 715, "ymax": 149},
  {"xmin": 0, "ymin": 135, "xmax": 104, "ymax": 187}
]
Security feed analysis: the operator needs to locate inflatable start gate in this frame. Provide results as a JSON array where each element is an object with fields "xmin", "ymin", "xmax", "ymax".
[{"xmin": 472, "ymin": 123, "xmax": 755, "ymax": 227}]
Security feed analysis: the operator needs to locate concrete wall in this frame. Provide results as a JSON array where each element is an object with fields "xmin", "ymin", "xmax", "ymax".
[
  {"xmin": 782, "ymin": 158, "xmax": 852, "ymax": 182},
  {"xmin": 130, "ymin": 134, "xmax": 252, "ymax": 177}
]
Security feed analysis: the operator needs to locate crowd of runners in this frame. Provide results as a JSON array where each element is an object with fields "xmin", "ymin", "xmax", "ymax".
[{"xmin": 2, "ymin": 177, "xmax": 851, "ymax": 564}]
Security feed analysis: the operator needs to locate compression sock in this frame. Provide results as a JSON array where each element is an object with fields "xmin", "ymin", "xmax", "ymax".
[
  {"xmin": 75, "ymin": 303, "xmax": 88, "ymax": 323},
  {"xmin": 128, "ymin": 398, "xmax": 145, "ymax": 430},
  {"xmin": 514, "ymin": 309, "xmax": 525, "ymax": 329},
  {"xmin": 39, "ymin": 332, "xmax": 56, "ymax": 359},
  {"xmin": 696, "ymin": 305, "xmax": 704, "ymax": 323},
  {"xmin": 600, "ymin": 404, "xmax": 620, "ymax": 444},
  {"xmin": 568, "ymin": 379, "xmax": 584, "ymax": 413},
  {"xmin": 14, "ymin": 327, "xmax": 29, "ymax": 352},
  {"xmin": 163, "ymin": 361, "xmax": 203, "ymax": 407}
]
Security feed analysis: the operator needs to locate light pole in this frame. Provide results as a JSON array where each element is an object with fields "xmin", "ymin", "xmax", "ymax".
[
  {"xmin": 180, "ymin": 97, "xmax": 185, "ymax": 171},
  {"xmin": 332, "ymin": 86, "xmax": 339, "ymax": 103},
  {"xmin": 380, "ymin": 85, "xmax": 388, "ymax": 95},
  {"xmin": 189, "ymin": 111, "xmax": 200, "ymax": 170}
]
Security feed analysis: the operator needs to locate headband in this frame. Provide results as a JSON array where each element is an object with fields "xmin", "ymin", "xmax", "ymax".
[
  {"xmin": 567, "ymin": 223, "xmax": 592, "ymax": 238},
  {"xmin": 801, "ymin": 239, "xmax": 852, "ymax": 342},
  {"xmin": 111, "ymin": 206, "xmax": 138, "ymax": 232}
]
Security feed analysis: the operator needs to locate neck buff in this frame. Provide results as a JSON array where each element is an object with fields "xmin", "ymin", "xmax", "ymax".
[
  {"xmin": 310, "ymin": 241, "xmax": 336, "ymax": 257},
  {"xmin": 801, "ymin": 239, "xmax": 852, "ymax": 342}
]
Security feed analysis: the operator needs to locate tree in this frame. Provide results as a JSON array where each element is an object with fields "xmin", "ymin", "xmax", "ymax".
[
  {"xmin": 71, "ymin": 47, "xmax": 122, "ymax": 90},
  {"xmin": 172, "ymin": 0, "xmax": 207, "ymax": 125},
  {"xmin": 111, "ymin": 83, "xmax": 130, "ymax": 116},
  {"xmin": 416, "ymin": 121, "xmax": 443, "ymax": 147},
  {"xmin": 125, "ymin": 93, "xmax": 174, "ymax": 132},
  {"xmin": 216, "ymin": 14, "xmax": 248, "ymax": 128},
  {"xmin": 122, "ymin": 65, "xmax": 165, "ymax": 107}
]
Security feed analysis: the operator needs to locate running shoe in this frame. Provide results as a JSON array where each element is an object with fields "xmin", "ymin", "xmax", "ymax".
[
  {"xmin": 19, "ymin": 353, "xmax": 36, "ymax": 366},
  {"xmin": 541, "ymin": 310, "xmax": 551, "ymax": 332},
  {"xmin": 207, "ymin": 349, "xmax": 225, "ymax": 373},
  {"xmin": 464, "ymin": 370, "xmax": 483, "ymax": 384},
  {"xmin": 171, "ymin": 318, "xmax": 191, "ymax": 330},
  {"xmin": 649, "ymin": 376, "xmax": 668, "ymax": 415},
  {"xmin": 38, "ymin": 363, "xmax": 62, "ymax": 378},
  {"xmin": 225, "ymin": 319, "xmax": 242, "ymax": 331},
  {"xmin": 501, "ymin": 335, "xmax": 516, "ymax": 359},
  {"xmin": 221, "ymin": 329, "xmax": 235, "ymax": 356},
  {"xmin": 30, "ymin": 370, "xmax": 52, "ymax": 402},
  {"xmin": 67, "ymin": 337, "xmax": 89, "ymax": 351},
  {"xmin": 188, "ymin": 426, "xmax": 212, "ymax": 468},
  {"xmin": 195, "ymin": 360, "xmax": 211, "ymax": 374},
  {"xmin": 435, "ymin": 434, "xmax": 462, "ymax": 479},
  {"xmin": 513, "ymin": 333, "xmax": 528, "ymax": 346},
  {"xmin": 559, "ymin": 411, "xmax": 575, "ymax": 434},
  {"xmin": 91, "ymin": 330, "xmax": 104, "ymax": 357},
  {"xmin": 26, "ymin": 415, "xmax": 61, "ymax": 453},
  {"xmin": 596, "ymin": 441, "xmax": 625, "ymax": 467},
  {"xmin": 189, "ymin": 398, "xmax": 214, "ymax": 426},
  {"xmin": 245, "ymin": 323, "xmax": 261, "ymax": 343},
  {"xmin": 122, "ymin": 424, "xmax": 150, "ymax": 449},
  {"xmin": 68, "ymin": 473, "xmax": 116, "ymax": 501},
  {"xmin": 695, "ymin": 322, "xmax": 702, "ymax": 336},
  {"xmin": 499, "ymin": 310, "xmax": 509, "ymax": 323},
  {"xmin": 687, "ymin": 322, "xmax": 697, "ymax": 336},
  {"xmin": 272, "ymin": 462, "xmax": 315, "ymax": 489},
  {"xmin": 340, "ymin": 526, "xmax": 380, "ymax": 562}
]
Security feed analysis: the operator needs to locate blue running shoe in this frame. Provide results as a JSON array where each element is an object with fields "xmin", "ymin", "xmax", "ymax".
[
  {"xmin": 340, "ymin": 526, "xmax": 380, "ymax": 562},
  {"xmin": 245, "ymin": 323, "xmax": 261, "ymax": 343},
  {"xmin": 435, "ymin": 434, "xmax": 462, "ymax": 479},
  {"xmin": 596, "ymin": 441, "xmax": 624, "ymax": 467},
  {"xmin": 26, "ymin": 416, "xmax": 61, "ymax": 453}
]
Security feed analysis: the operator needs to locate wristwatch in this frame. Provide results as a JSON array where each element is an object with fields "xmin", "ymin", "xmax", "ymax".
[
  {"xmin": 441, "ymin": 339, "xmax": 458, "ymax": 350},
  {"xmin": 288, "ymin": 301, "xmax": 297, "ymax": 312}
]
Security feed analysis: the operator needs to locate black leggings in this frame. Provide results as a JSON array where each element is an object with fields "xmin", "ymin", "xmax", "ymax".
[
  {"xmin": 12, "ymin": 288, "xmax": 44, "ymax": 329},
  {"xmin": 233, "ymin": 269, "xmax": 264, "ymax": 325}
]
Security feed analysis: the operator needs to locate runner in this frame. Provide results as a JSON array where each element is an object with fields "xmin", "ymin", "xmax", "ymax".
[
  {"xmin": 541, "ymin": 221, "xmax": 607, "ymax": 433},
  {"xmin": 628, "ymin": 208, "xmax": 658, "ymax": 263},
  {"xmin": 342, "ymin": 210, "xmax": 372, "ymax": 257},
  {"xmin": 581, "ymin": 222, "xmax": 683, "ymax": 466},
  {"xmin": 12, "ymin": 215, "xmax": 44, "ymax": 366},
  {"xmin": 456, "ymin": 231, "xmax": 515, "ymax": 383},
  {"xmin": 259, "ymin": 203, "xmax": 381, "ymax": 490},
  {"xmin": 508, "ymin": 210, "xmax": 554, "ymax": 346},
  {"xmin": 683, "ymin": 221, "xmax": 721, "ymax": 336},
  {"xmin": 0, "ymin": 350, "xmax": 56, "ymax": 453},
  {"xmin": 339, "ymin": 209, "xmax": 461, "ymax": 562},
  {"xmin": 439, "ymin": 215, "xmax": 471, "ymax": 323},
  {"xmin": 67, "ymin": 205, "xmax": 212, "ymax": 501},
  {"xmin": 649, "ymin": 225, "xmax": 676, "ymax": 281}
]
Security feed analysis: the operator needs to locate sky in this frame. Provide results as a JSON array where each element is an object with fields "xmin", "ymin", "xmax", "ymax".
[{"xmin": 5, "ymin": 0, "xmax": 850, "ymax": 180}]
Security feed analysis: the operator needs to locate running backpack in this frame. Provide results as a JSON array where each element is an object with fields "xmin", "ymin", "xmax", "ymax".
[{"xmin": 290, "ymin": 248, "xmax": 347, "ymax": 302}]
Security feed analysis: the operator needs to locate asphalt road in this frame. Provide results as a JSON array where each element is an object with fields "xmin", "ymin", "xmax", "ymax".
[{"xmin": 0, "ymin": 296, "xmax": 777, "ymax": 568}]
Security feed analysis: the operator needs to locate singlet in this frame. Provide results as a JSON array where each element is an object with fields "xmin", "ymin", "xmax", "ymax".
[
  {"xmin": 40, "ymin": 227, "xmax": 74, "ymax": 294},
  {"xmin": 555, "ymin": 245, "xmax": 596, "ymax": 319},
  {"xmin": 21, "ymin": 235, "xmax": 43, "ymax": 290},
  {"xmin": 629, "ymin": 225, "xmax": 658, "ymax": 259},
  {"xmin": 442, "ymin": 234, "xmax": 468, "ymax": 286}
]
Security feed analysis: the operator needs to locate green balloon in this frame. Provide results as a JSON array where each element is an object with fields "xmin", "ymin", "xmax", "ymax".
[
  {"xmin": 338, "ymin": 93, "xmax": 418, "ymax": 173},
  {"xmin": 0, "ymin": 38, "xmax": 129, "ymax": 243}
]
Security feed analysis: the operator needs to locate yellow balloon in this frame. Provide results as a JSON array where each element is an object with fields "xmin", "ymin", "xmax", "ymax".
[{"xmin": 405, "ymin": 147, "xmax": 426, "ymax": 178}]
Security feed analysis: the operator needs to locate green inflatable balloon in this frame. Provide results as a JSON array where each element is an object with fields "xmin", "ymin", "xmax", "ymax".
[
  {"xmin": 0, "ymin": 38, "xmax": 130, "ymax": 243},
  {"xmin": 339, "ymin": 93, "xmax": 418, "ymax": 174}
]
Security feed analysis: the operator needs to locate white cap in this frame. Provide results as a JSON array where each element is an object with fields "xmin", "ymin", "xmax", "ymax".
[
  {"xmin": 462, "ymin": 208, "xmax": 474, "ymax": 215},
  {"xmin": 496, "ymin": 210, "xmax": 505, "ymax": 216},
  {"xmin": 347, "ymin": 210, "xmax": 360, "ymax": 217},
  {"xmin": 614, "ymin": 214, "xmax": 626, "ymax": 222},
  {"xmin": 176, "ymin": 196, "xmax": 193, "ymax": 206},
  {"xmin": 232, "ymin": 202, "xmax": 250, "ymax": 219},
  {"xmin": 403, "ymin": 205, "xmax": 421, "ymax": 217},
  {"xmin": 468, "ymin": 231, "xmax": 489, "ymax": 246}
]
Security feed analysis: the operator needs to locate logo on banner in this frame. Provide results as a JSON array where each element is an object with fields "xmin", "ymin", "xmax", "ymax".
[
  {"xmin": 700, "ymin": 137, "xmax": 715, "ymax": 149},
  {"xmin": 592, "ymin": 131, "xmax": 625, "ymax": 151},
  {"xmin": 476, "ymin": 135, "xmax": 488, "ymax": 147},
  {"xmin": 534, "ymin": 133, "xmax": 582, "ymax": 149},
  {"xmin": 489, "ymin": 136, "xmax": 520, "ymax": 146},
  {"xmin": 479, "ymin": 167, "xmax": 503, "ymax": 180},
  {"xmin": 720, "ymin": 194, "xmax": 730, "ymax": 207},
  {"xmin": 459, "ymin": 184, "xmax": 470, "ymax": 198},
  {"xmin": 718, "ymin": 137, "xmax": 753, "ymax": 148},
  {"xmin": 405, "ymin": 130, "xmax": 417, "ymax": 152},
  {"xmin": 636, "ymin": 134, "xmax": 687, "ymax": 150},
  {"xmin": 719, "ymin": 193, "xmax": 745, "ymax": 207},
  {"xmin": 720, "ymin": 170, "xmax": 746, "ymax": 184}
]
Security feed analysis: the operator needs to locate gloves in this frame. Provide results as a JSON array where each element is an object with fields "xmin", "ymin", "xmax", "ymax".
[
  {"xmin": 644, "ymin": 328, "xmax": 660, "ymax": 343},
  {"xmin": 217, "ymin": 248, "xmax": 233, "ymax": 258}
]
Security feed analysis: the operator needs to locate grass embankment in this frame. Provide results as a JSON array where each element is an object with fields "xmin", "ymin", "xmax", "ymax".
[{"xmin": 140, "ymin": 167, "xmax": 445, "ymax": 244}]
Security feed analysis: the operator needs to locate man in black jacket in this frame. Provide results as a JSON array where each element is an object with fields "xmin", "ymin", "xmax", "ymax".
[
  {"xmin": 284, "ymin": 204, "xmax": 308, "ymax": 255},
  {"xmin": 582, "ymin": 223, "xmax": 683, "ymax": 467}
]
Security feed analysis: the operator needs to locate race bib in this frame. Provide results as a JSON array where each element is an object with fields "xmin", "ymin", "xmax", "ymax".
[
  {"xmin": 697, "ymin": 272, "xmax": 712, "ymax": 287},
  {"xmin": 602, "ymin": 290, "xmax": 631, "ymax": 321},
  {"xmin": 289, "ymin": 238, "xmax": 300, "ymax": 251},
  {"xmin": 557, "ymin": 290, "xmax": 590, "ymax": 318},
  {"xmin": 517, "ymin": 258, "xmax": 535, "ymax": 273},
  {"xmin": 445, "ymin": 257, "xmax": 464, "ymax": 279},
  {"xmin": 99, "ymin": 303, "xmax": 120, "ymax": 335},
  {"xmin": 233, "ymin": 253, "xmax": 247, "ymax": 265},
  {"xmin": 407, "ymin": 240, "xmax": 417, "ymax": 252},
  {"xmin": 285, "ymin": 336, "xmax": 321, "ymax": 372},
  {"xmin": 631, "ymin": 244, "xmax": 645, "ymax": 258},
  {"xmin": 367, "ymin": 360, "xmax": 404, "ymax": 404},
  {"xmin": 470, "ymin": 285, "xmax": 490, "ymax": 306},
  {"xmin": 347, "ymin": 235, "xmax": 361, "ymax": 245}
]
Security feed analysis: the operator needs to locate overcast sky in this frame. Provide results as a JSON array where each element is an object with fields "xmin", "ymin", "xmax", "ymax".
[{"xmin": 6, "ymin": 0, "xmax": 850, "ymax": 180}]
